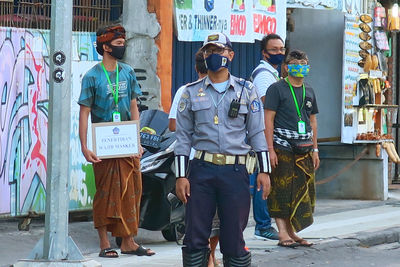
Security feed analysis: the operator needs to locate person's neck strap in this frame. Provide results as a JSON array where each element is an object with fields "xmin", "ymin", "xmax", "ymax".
[
  {"xmin": 285, "ymin": 77, "xmax": 305, "ymax": 119},
  {"xmin": 101, "ymin": 62, "xmax": 119, "ymax": 106}
]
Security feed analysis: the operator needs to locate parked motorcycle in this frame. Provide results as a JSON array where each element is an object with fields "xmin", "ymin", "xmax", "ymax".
[{"xmin": 116, "ymin": 109, "xmax": 184, "ymax": 246}]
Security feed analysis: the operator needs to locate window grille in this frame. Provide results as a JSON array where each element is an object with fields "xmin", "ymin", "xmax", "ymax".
[{"xmin": 0, "ymin": 0, "xmax": 123, "ymax": 31}]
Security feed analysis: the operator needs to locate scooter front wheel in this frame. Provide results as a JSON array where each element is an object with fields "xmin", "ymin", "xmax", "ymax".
[
  {"xmin": 162, "ymin": 223, "xmax": 185, "ymax": 244},
  {"xmin": 161, "ymin": 224, "xmax": 177, "ymax": 241}
]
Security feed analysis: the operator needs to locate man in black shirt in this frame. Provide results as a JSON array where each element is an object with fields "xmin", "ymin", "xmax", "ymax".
[{"xmin": 264, "ymin": 50, "xmax": 319, "ymax": 248}]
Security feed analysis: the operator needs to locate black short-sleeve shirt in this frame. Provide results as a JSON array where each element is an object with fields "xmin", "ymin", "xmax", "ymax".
[{"xmin": 264, "ymin": 79, "xmax": 318, "ymax": 133}]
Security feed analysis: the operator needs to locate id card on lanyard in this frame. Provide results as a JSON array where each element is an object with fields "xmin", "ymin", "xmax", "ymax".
[
  {"xmin": 101, "ymin": 63, "xmax": 121, "ymax": 122},
  {"xmin": 286, "ymin": 78, "xmax": 306, "ymax": 134}
]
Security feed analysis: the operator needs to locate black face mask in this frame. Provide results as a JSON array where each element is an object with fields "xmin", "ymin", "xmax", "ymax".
[{"xmin": 108, "ymin": 44, "xmax": 126, "ymax": 60}]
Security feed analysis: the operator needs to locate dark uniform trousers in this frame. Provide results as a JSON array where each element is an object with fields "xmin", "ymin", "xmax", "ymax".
[{"xmin": 183, "ymin": 158, "xmax": 250, "ymax": 257}]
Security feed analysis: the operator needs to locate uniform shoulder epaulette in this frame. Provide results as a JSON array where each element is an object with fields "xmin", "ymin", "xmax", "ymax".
[
  {"xmin": 235, "ymin": 78, "xmax": 254, "ymax": 90},
  {"xmin": 186, "ymin": 77, "xmax": 204, "ymax": 88}
]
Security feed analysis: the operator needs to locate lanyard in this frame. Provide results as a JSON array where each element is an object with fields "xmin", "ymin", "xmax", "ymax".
[
  {"xmin": 209, "ymin": 84, "xmax": 229, "ymax": 108},
  {"xmin": 272, "ymin": 72, "xmax": 280, "ymax": 81},
  {"xmin": 285, "ymin": 77, "xmax": 305, "ymax": 120},
  {"xmin": 101, "ymin": 62, "xmax": 119, "ymax": 107}
]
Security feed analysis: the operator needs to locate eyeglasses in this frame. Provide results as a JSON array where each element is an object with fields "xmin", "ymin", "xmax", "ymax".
[
  {"xmin": 266, "ymin": 48, "xmax": 286, "ymax": 53},
  {"xmin": 203, "ymin": 47, "xmax": 230, "ymax": 56}
]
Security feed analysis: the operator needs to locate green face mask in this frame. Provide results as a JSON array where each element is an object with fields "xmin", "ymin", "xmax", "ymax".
[{"xmin": 287, "ymin": 64, "xmax": 310, "ymax": 77}]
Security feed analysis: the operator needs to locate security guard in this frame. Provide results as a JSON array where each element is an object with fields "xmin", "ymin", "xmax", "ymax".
[{"xmin": 175, "ymin": 32, "xmax": 271, "ymax": 267}]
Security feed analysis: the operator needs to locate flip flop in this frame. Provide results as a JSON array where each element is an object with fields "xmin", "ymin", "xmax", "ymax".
[
  {"xmin": 277, "ymin": 240, "xmax": 299, "ymax": 248},
  {"xmin": 294, "ymin": 238, "xmax": 314, "ymax": 247},
  {"xmin": 99, "ymin": 248, "xmax": 119, "ymax": 258},
  {"xmin": 121, "ymin": 245, "xmax": 155, "ymax": 256}
]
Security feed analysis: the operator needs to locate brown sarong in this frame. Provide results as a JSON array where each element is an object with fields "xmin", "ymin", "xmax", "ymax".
[
  {"xmin": 267, "ymin": 148, "xmax": 316, "ymax": 232},
  {"xmin": 92, "ymin": 157, "xmax": 142, "ymax": 237}
]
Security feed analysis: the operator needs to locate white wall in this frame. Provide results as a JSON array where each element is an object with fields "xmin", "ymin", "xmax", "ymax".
[{"xmin": 289, "ymin": 8, "xmax": 344, "ymax": 139}]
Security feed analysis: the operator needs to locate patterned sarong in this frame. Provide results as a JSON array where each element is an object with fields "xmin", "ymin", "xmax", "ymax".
[
  {"xmin": 267, "ymin": 148, "xmax": 316, "ymax": 232},
  {"xmin": 92, "ymin": 157, "xmax": 142, "ymax": 237}
]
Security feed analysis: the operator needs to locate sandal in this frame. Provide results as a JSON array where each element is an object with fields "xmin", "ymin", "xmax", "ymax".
[
  {"xmin": 121, "ymin": 245, "xmax": 155, "ymax": 256},
  {"xmin": 99, "ymin": 248, "xmax": 119, "ymax": 258},
  {"xmin": 294, "ymin": 238, "xmax": 313, "ymax": 247},
  {"xmin": 277, "ymin": 239, "xmax": 299, "ymax": 248}
]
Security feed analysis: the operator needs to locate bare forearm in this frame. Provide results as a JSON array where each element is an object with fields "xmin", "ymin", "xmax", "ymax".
[
  {"xmin": 130, "ymin": 99, "xmax": 140, "ymax": 121},
  {"xmin": 79, "ymin": 107, "xmax": 90, "ymax": 150},
  {"xmin": 169, "ymin": 119, "xmax": 176, "ymax": 132},
  {"xmin": 264, "ymin": 110, "xmax": 276, "ymax": 149},
  {"xmin": 310, "ymin": 115, "xmax": 318, "ymax": 148}
]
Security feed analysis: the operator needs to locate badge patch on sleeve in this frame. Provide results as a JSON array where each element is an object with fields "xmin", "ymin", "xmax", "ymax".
[
  {"xmin": 250, "ymin": 100, "xmax": 260, "ymax": 113},
  {"xmin": 178, "ymin": 99, "xmax": 186, "ymax": 112}
]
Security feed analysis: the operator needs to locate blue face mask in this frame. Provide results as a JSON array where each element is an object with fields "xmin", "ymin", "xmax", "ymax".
[
  {"xmin": 287, "ymin": 64, "xmax": 310, "ymax": 77},
  {"xmin": 205, "ymin": 53, "xmax": 230, "ymax": 72},
  {"xmin": 266, "ymin": 52, "xmax": 285, "ymax": 65}
]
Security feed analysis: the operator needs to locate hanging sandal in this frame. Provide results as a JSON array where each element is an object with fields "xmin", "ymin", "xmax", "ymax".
[
  {"xmin": 121, "ymin": 245, "xmax": 155, "ymax": 256},
  {"xmin": 99, "ymin": 248, "xmax": 119, "ymax": 258}
]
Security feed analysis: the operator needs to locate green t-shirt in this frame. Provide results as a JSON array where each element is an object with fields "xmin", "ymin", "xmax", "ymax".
[{"xmin": 78, "ymin": 62, "xmax": 141, "ymax": 123}]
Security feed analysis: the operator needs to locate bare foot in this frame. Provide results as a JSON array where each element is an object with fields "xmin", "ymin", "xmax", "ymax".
[
  {"xmin": 288, "ymin": 233, "xmax": 313, "ymax": 246},
  {"xmin": 120, "ymin": 237, "xmax": 139, "ymax": 252},
  {"xmin": 208, "ymin": 254, "xmax": 214, "ymax": 267},
  {"xmin": 99, "ymin": 240, "xmax": 112, "ymax": 251},
  {"xmin": 278, "ymin": 232, "xmax": 293, "ymax": 243}
]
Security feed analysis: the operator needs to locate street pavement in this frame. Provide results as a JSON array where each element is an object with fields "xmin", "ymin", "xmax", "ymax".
[{"xmin": 3, "ymin": 189, "xmax": 400, "ymax": 267}]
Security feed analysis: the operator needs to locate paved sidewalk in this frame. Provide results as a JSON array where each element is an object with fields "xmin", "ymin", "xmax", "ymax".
[{"xmin": 4, "ymin": 190, "xmax": 400, "ymax": 267}]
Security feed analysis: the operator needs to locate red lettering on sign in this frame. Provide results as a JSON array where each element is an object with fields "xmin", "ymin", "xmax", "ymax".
[
  {"xmin": 253, "ymin": 14, "xmax": 276, "ymax": 35},
  {"xmin": 230, "ymin": 14, "xmax": 246, "ymax": 36}
]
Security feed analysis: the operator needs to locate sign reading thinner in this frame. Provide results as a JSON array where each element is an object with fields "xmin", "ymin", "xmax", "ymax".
[
  {"xmin": 92, "ymin": 120, "xmax": 140, "ymax": 159},
  {"xmin": 173, "ymin": 0, "xmax": 286, "ymax": 43}
]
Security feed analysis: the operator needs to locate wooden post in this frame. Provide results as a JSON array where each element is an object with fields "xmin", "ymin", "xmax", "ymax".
[{"xmin": 148, "ymin": 0, "xmax": 173, "ymax": 113}]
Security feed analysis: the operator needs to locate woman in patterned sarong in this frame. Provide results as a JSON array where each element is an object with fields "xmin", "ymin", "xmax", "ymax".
[{"xmin": 267, "ymin": 148, "xmax": 316, "ymax": 245}]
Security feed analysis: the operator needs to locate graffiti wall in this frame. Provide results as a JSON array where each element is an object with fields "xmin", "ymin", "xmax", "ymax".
[{"xmin": 0, "ymin": 27, "xmax": 99, "ymax": 216}]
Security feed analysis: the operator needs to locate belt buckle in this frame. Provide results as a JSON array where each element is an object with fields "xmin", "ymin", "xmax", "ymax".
[{"xmin": 213, "ymin": 154, "xmax": 225, "ymax": 165}]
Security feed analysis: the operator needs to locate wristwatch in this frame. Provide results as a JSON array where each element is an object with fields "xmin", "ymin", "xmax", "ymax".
[{"xmin": 313, "ymin": 148, "xmax": 319, "ymax": 152}]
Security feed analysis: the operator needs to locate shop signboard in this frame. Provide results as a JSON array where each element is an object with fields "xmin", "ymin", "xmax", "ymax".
[
  {"xmin": 173, "ymin": 0, "xmax": 286, "ymax": 43},
  {"xmin": 287, "ymin": 0, "xmax": 340, "ymax": 9},
  {"xmin": 341, "ymin": 14, "xmax": 362, "ymax": 143},
  {"xmin": 252, "ymin": 0, "xmax": 286, "ymax": 41},
  {"xmin": 287, "ymin": 0, "xmax": 363, "ymax": 14}
]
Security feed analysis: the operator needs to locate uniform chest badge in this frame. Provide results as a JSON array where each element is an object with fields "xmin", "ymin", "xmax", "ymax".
[{"xmin": 197, "ymin": 88, "xmax": 206, "ymax": 97}]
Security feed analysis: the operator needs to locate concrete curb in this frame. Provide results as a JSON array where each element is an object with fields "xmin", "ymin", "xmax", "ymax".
[
  {"xmin": 356, "ymin": 227, "xmax": 400, "ymax": 247},
  {"xmin": 252, "ymin": 227, "xmax": 400, "ymax": 264}
]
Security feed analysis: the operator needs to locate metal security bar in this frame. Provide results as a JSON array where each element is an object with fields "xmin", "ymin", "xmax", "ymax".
[
  {"xmin": 15, "ymin": 0, "xmax": 51, "ymax": 29},
  {"xmin": 0, "ymin": 0, "xmax": 122, "ymax": 31},
  {"xmin": 0, "ymin": 0, "xmax": 13, "ymax": 27}
]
